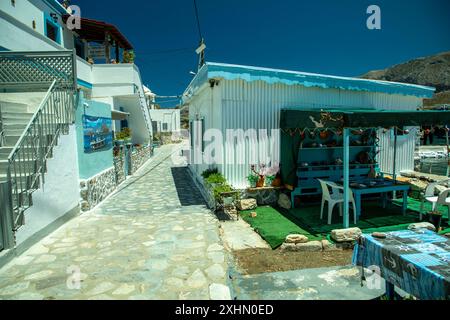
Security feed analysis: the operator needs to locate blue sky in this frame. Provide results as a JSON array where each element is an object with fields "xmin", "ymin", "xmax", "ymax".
[{"xmin": 73, "ymin": 0, "xmax": 450, "ymax": 107}]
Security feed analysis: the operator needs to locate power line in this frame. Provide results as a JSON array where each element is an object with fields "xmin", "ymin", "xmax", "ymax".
[{"xmin": 193, "ymin": 0, "xmax": 203, "ymax": 40}]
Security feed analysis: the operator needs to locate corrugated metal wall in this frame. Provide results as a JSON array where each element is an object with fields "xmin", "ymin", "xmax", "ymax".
[{"xmin": 218, "ymin": 79, "xmax": 422, "ymax": 188}]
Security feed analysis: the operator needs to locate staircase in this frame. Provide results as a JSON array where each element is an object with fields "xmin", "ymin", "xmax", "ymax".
[
  {"xmin": 0, "ymin": 102, "xmax": 34, "ymax": 182},
  {"xmin": 0, "ymin": 51, "xmax": 76, "ymax": 250}
]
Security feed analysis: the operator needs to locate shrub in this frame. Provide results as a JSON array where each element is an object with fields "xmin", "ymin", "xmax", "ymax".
[
  {"xmin": 213, "ymin": 184, "xmax": 233, "ymax": 201},
  {"xmin": 201, "ymin": 168, "xmax": 219, "ymax": 179},
  {"xmin": 205, "ymin": 173, "xmax": 226, "ymax": 185}
]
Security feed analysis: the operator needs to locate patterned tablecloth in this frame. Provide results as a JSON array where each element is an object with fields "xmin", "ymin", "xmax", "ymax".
[{"xmin": 353, "ymin": 229, "xmax": 450, "ymax": 300}]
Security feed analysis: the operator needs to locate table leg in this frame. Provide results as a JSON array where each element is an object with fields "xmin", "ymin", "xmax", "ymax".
[
  {"xmin": 355, "ymin": 193, "xmax": 362, "ymax": 218},
  {"xmin": 402, "ymin": 191, "xmax": 408, "ymax": 216},
  {"xmin": 385, "ymin": 280, "xmax": 395, "ymax": 300},
  {"xmin": 381, "ymin": 192, "xmax": 387, "ymax": 208}
]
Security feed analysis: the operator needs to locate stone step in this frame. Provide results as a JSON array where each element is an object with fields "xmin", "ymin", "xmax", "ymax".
[
  {"xmin": 0, "ymin": 173, "xmax": 40, "ymax": 191},
  {"xmin": 0, "ymin": 101, "xmax": 29, "ymax": 113}
]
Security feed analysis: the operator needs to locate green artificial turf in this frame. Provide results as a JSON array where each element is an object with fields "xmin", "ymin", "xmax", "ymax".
[
  {"xmin": 240, "ymin": 206, "xmax": 324, "ymax": 249},
  {"xmin": 241, "ymin": 200, "xmax": 449, "ymax": 250},
  {"xmin": 392, "ymin": 197, "xmax": 449, "ymax": 219}
]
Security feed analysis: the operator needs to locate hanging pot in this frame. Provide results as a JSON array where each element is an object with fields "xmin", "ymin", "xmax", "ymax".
[{"xmin": 320, "ymin": 130, "xmax": 330, "ymax": 140}]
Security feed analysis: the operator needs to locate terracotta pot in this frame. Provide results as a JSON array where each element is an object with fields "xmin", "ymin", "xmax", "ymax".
[{"xmin": 256, "ymin": 176, "xmax": 265, "ymax": 188}]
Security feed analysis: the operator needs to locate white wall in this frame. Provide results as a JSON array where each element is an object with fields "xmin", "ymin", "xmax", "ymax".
[
  {"xmin": 15, "ymin": 125, "xmax": 80, "ymax": 246},
  {"xmin": 0, "ymin": 0, "xmax": 72, "ymax": 51},
  {"xmin": 149, "ymin": 109, "xmax": 181, "ymax": 133},
  {"xmin": 188, "ymin": 79, "xmax": 423, "ymax": 188}
]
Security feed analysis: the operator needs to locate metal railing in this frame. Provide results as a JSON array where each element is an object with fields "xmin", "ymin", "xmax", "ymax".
[
  {"xmin": 135, "ymin": 84, "xmax": 153, "ymax": 141},
  {"xmin": 0, "ymin": 103, "xmax": 4, "ymax": 147},
  {"xmin": 6, "ymin": 80, "xmax": 75, "ymax": 230}
]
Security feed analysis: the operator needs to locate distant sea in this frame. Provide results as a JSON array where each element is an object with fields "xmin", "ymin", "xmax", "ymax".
[{"xmin": 418, "ymin": 158, "xmax": 449, "ymax": 177}]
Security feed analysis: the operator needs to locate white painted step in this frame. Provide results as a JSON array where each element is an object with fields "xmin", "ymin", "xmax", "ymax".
[{"xmin": 0, "ymin": 101, "xmax": 29, "ymax": 113}]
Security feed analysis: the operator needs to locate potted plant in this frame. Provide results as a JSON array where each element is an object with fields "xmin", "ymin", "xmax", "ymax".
[
  {"xmin": 247, "ymin": 173, "xmax": 259, "ymax": 188},
  {"xmin": 428, "ymin": 210, "xmax": 443, "ymax": 231},
  {"xmin": 264, "ymin": 163, "xmax": 280, "ymax": 187}
]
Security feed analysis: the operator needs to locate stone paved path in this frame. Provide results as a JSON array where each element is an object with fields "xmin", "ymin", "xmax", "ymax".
[{"xmin": 0, "ymin": 145, "xmax": 230, "ymax": 300}]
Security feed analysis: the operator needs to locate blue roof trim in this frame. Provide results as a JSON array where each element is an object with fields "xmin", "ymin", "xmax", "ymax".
[
  {"xmin": 204, "ymin": 62, "xmax": 435, "ymax": 98},
  {"xmin": 77, "ymin": 79, "xmax": 93, "ymax": 89}
]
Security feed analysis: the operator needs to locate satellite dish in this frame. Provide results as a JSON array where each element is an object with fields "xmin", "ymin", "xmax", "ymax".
[{"xmin": 195, "ymin": 42, "xmax": 206, "ymax": 55}]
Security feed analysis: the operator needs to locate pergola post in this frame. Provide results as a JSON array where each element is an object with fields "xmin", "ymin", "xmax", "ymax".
[{"xmin": 343, "ymin": 127, "xmax": 350, "ymax": 228}]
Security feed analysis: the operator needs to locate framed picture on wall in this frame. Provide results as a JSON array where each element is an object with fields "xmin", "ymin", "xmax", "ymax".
[{"xmin": 83, "ymin": 115, "xmax": 113, "ymax": 154}]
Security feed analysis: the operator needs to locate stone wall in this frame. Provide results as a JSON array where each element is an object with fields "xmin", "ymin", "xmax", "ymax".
[
  {"xmin": 130, "ymin": 145, "xmax": 151, "ymax": 175},
  {"xmin": 80, "ymin": 167, "xmax": 117, "ymax": 212},
  {"xmin": 113, "ymin": 154, "xmax": 126, "ymax": 185}
]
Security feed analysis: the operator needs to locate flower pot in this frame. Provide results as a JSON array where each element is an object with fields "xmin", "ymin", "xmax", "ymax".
[
  {"xmin": 428, "ymin": 212, "xmax": 443, "ymax": 230},
  {"xmin": 256, "ymin": 176, "xmax": 265, "ymax": 188},
  {"xmin": 265, "ymin": 176, "xmax": 275, "ymax": 187},
  {"xmin": 272, "ymin": 176, "xmax": 282, "ymax": 187}
]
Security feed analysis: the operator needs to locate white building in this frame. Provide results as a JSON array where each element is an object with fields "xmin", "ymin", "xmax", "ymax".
[
  {"xmin": 0, "ymin": 0, "xmax": 154, "ymax": 253},
  {"xmin": 143, "ymin": 86, "xmax": 181, "ymax": 134},
  {"xmin": 0, "ymin": 0, "xmax": 153, "ymax": 144},
  {"xmin": 183, "ymin": 62, "xmax": 435, "ymax": 189}
]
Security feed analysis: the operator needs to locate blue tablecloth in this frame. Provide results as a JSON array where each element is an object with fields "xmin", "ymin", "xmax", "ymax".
[{"xmin": 353, "ymin": 229, "xmax": 450, "ymax": 300}]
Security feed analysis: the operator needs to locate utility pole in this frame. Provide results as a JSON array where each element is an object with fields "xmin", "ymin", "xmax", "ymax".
[{"xmin": 196, "ymin": 38, "xmax": 206, "ymax": 71}]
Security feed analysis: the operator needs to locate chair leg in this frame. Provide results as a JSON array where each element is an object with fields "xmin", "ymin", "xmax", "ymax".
[
  {"xmin": 320, "ymin": 200, "xmax": 325, "ymax": 220},
  {"xmin": 328, "ymin": 202, "xmax": 334, "ymax": 225},
  {"xmin": 339, "ymin": 203, "xmax": 343, "ymax": 217},
  {"xmin": 432, "ymin": 202, "xmax": 437, "ymax": 211},
  {"xmin": 419, "ymin": 200, "xmax": 425, "ymax": 221}
]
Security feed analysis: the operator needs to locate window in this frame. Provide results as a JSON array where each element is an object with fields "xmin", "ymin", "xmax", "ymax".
[
  {"xmin": 162, "ymin": 123, "xmax": 168, "ymax": 131},
  {"xmin": 46, "ymin": 21, "xmax": 58, "ymax": 42},
  {"xmin": 152, "ymin": 121, "xmax": 158, "ymax": 133},
  {"xmin": 11, "ymin": 0, "xmax": 16, "ymax": 7},
  {"xmin": 44, "ymin": 13, "xmax": 61, "ymax": 44}
]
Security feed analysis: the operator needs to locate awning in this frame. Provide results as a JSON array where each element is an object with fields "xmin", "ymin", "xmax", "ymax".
[
  {"xmin": 63, "ymin": 15, "xmax": 133, "ymax": 50},
  {"xmin": 112, "ymin": 110, "xmax": 130, "ymax": 121},
  {"xmin": 280, "ymin": 109, "xmax": 450, "ymax": 130}
]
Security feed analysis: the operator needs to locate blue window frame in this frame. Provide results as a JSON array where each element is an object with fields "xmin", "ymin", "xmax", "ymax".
[{"xmin": 43, "ymin": 12, "xmax": 61, "ymax": 44}]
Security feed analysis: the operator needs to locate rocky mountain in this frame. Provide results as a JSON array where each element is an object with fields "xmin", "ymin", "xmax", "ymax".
[{"xmin": 361, "ymin": 51, "xmax": 450, "ymax": 107}]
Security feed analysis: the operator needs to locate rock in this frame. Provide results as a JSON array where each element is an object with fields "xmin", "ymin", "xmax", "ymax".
[
  {"xmin": 408, "ymin": 222, "xmax": 436, "ymax": 232},
  {"xmin": 285, "ymin": 234, "xmax": 308, "ymax": 244},
  {"xmin": 209, "ymin": 283, "xmax": 232, "ymax": 300},
  {"xmin": 86, "ymin": 282, "xmax": 116, "ymax": 296},
  {"xmin": 280, "ymin": 243, "xmax": 298, "ymax": 252},
  {"xmin": 331, "ymin": 228, "xmax": 362, "ymax": 242},
  {"xmin": 186, "ymin": 269, "xmax": 207, "ymax": 288},
  {"xmin": 224, "ymin": 206, "xmax": 238, "ymax": 217},
  {"xmin": 112, "ymin": 284, "xmax": 136, "ymax": 296},
  {"xmin": 321, "ymin": 239, "xmax": 338, "ymax": 251},
  {"xmin": 205, "ymin": 264, "xmax": 226, "ymax": 280},
  {"xmin": 24, "ymin": 270, "xmax": 53, "ymax": 281},
  {"xmin": 297, "ymin": 241, "xmax": 323, "ymax": 252},
  {"xmin": 207, "ymin": 243, "xmax": 224, "ymax": 252},
  {"xmin": 0, "ymin": 282, "xmax": 30, "ymax": 296},
  {"xmin": 278, "ymin": 193, "xmax": 291, "ymax": 210},
  {"xmin": 237, "ymin": 199, "xmax": 257, "ymax": 211},
  {"xmin": 250, "ymin": 212, "xmax": 257, "ymax": 218},
  {"xmin": 280, "ymin": 241, "xmax": 323, "ymax": 252},
  {"xmin": 444, "ymin": 233, "xmax": 450, "ymax": 238}
]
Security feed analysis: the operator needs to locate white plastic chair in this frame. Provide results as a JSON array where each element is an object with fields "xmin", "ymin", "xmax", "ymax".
[
  {"xmin": 318, "ymin": 179, "xmax": 357, "ymax": 225},
  {"xmin": 420, "ymin": 182, "xmax": 450, "ymax": 220}
]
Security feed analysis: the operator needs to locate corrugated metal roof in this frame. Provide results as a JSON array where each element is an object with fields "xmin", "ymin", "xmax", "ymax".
[{"xmin": 185, "ymin": 62, "xmax": 436, "ymax": 99}]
